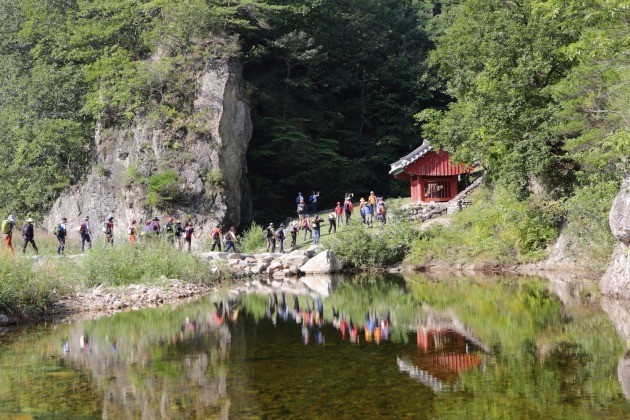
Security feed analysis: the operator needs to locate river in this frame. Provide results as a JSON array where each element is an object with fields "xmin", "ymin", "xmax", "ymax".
[{"xmin": 1, "ymin": 273, "xmax": 629, "ymax": 418}]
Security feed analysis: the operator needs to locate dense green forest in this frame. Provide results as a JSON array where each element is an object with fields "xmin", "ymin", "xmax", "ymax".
[{"xmin": 0, "ymin": 0, "xmax": 628, "ymax": 251}]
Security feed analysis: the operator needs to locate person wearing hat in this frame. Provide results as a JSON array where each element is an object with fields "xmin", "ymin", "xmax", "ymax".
[
  {"xmin": 104, "ymin": 215, "xmax": 115, "ymax": 246},
  {"xmin": 210, "ymin": 224, "xmax": 222, "ymax": 252},
  {"xmin": 359, "ymin": 197, "xmax": 367, "ymax": 224},
  {"xmin": 79, "ymin": 216, "xmax": 92, "ymax": 252},
  {"xmin": 368, "ymin": 191, "xmax": 377, "ymax": 213},
  {"xmin": 224, "ymin": 226, "xmax": 238, "ymax": 253},
  {"xmin": 264, "ymin": 223, "xmax": 276, "ymax": 253},
  {"xmin": 21, "ymin": 217, "xmax": 38, "ymax": 254},
  {"xmin": 2, "ymin": 215, "xmax": 15, "ymax": 254},
  {"xmin": 55, "ymin": 217, "xmax": 68, "ymax": 255},
  {"xmin": 275, "ymin": 223, "xmax": 286, "ymax": 253}
]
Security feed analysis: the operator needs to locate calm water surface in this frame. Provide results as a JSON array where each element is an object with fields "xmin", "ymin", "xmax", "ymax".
[{"xmin": 1, "ymin": 273, "xmax": 630, "ymax": 419}]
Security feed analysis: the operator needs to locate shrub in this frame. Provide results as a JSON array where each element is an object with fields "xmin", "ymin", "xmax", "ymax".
[
  {"xmin": 147, "ymin": 170, "xmax": 187, "ymax": 208},
  {"xmin": 239, "ymin": 222, "xmax": 266, "ymax": 253},
  {"xmin": 408, "ymin": 186, "xmax": 559, "ymax": 265}
]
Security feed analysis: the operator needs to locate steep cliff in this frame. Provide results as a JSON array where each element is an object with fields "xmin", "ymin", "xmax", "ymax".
[
  {"xmin": 44, "ymin": 60, "xmax": 252, "ymax": 250},
  {"xmin": 601, "ymin": 175, "xmax": 630, "ymax": 298}
]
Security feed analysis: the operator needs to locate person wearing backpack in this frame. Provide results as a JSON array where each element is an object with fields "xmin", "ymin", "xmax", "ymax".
[
  {"xmin": 103, "ymin": 216, "xmax": 114, "ymax": 246},
  {"xmin": 361, "ymin": 201, "xmax": 373, "ymax": 228},
  {"xmin": 174, "ymin": 220, "xmax": 184, "ymax": 249},
  {"xmin": 128, "ymin": 219, "xmax": 138, "ymax": 246},
  {"xmin": 224, "ymin": 226, "xmax": 238, "ymax": 253},
  {"xmin": 165, "ymin": 217, "xmax": 175, "ymax": 244},
  {"xmin": 264, "ymin": 223, "xmax": 276, "ymax": 253},
  {"xmin": 2, "ymin": 215, "xmax": 15, "ymax": 254},
  {"xmin": 312, "ymin": 216, "xmax": 323, "ymax": 245},
  {"xmin": 290, "ymin": 220, "xmax": 299, "ymax": 248},
  {"xmin": 150, "ymin": 217, "xmax": 161, "ymax": 236},
  {"xmin": 79, "ymin": 216, "xmax": 92, "ymax": 252},
  {"xmin": 54, "ymin": 217, "xmax": 68, "ymax": 255},
  {"xmin": 296, "ymin": 199, "xmax": 306, "ymax": 221},
  {"xmin": 210, "ymin": 224, "xmax": 222, "ymax": 252},
  {"xmin": 183, "ymin": 221, "xmax": 196, "ymax": 251},
  {"xmin": 344, "ymin": 199, "xmax": 354, "ymax": 225},
  {"xmin": 301, "ymin": 216, "xmax": 312, "ymax": 241},
  {"xmin": 275, "ymin": 223, "xmax": 286, "ymax": 253},
  {"xmin": 22, "ymin": 218, "xmax": 38, "ymax": 254}
]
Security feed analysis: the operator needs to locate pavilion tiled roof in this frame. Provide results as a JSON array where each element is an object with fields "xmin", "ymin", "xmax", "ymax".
[{"xmin": 389, "ymin": 139, "xmax": 432, "ymax": 176}]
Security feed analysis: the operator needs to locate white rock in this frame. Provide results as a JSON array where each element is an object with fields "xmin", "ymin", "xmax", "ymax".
[{"xmin": 300, "ymin": 250, "xmax": 342, "ymax": 274}]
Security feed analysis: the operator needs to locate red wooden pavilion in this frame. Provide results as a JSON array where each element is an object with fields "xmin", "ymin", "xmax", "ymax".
[{"xmin": 389, "ymin": 140, "xmax": 473, "ymax": 203}]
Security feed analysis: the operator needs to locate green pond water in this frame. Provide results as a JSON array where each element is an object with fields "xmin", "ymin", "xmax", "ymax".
[{"xmin": 1, "ymin": 273, "xmax": 630, "ymax": 419}]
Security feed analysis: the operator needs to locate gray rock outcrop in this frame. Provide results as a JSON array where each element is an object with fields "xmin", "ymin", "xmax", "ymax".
[
  {"xmin": 43, "ymin": 60, "xmax": 252, "ymax": 251},
  {"xmin": 601, "ymin": 175, "xmax": 630, "ymax": 298}
]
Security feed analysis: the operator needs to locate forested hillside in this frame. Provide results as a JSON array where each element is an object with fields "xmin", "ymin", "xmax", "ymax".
[{"xmin": 0, "ymin": 0, "xmax": 628, "ymax": 264}]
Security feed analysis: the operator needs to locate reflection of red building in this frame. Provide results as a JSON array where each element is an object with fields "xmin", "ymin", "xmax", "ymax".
[
  {"xmin": 389, "ymin": 140, "xmax": 473, "ymax": 203},
  {"xmin": 398, "ymin": 326, "xmax": 484, "ymax": 391}
]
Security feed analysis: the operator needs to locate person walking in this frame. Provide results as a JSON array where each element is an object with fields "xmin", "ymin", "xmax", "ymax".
[
  {"xmin": 368, "ymin": 191, "xmax": 377, "ymax": 213},
  {"xmin": 344, "ymin": 199, "xmax": 354, "ymax": 225},
  {"xmin": 224, "ymin": 226, "xmax": 238, "ymax": 253},
  {"xmin": 265, "ymin": 223, "xmax": 276, "ymax": 252},
  {"xmin": 359, "ymin": 198, "xmax": 367, "ymax": 224},
  {"xmin": 361, "ymin": 202, "xmax": 373, "ymax": 228},
  {"xmin": 54, "ymin": 217, "xmax": 68, "ymax": 255},
  {"xmin": 79, "ymin": 216, "xmax": 92, "ymax": 252},
  {"xmin": 312, "ymin": 216, "xmax": 323, "ymax": 245},
  {"xmin": 21, "ymin": 218, "xmax": 38, "ymax": 254},
  {"xmin": 104, "ymin": 216, "xmax": 114, "ymax": 246},
  {"xmin": 334, "ymin": 202, "xmax": 343, "ymax": 226},
  {"xmin": 297, "ymin": 199, "xmax": 306, "ymax": 221},
  {"xmin": 211, "ymin": 224, "xmax": 222, "ymax": 251},
  {"xmin": 275, "ymin": 223, "xmax": 286, "ymax": 253},
  {"xmin": 174, "ymin": 220, "xmax": 184, "ymax": 249},
  {"xmin": 301, "ymin": 216, "xmax": 312, "ymax": 240},
  {"xmin": 183, "ymin": 221, "xmax": 196, "ymax": 251},
  {"xmin": 290, "ymin": 220, "xmax": 299, "ymax": 248},
  {"xmin": 165, "ymin": 217, "xmax": 176, "ymax": 244},
  {"xmin": 150, "ymin": 217, "xmax": 161, "ymax": 236},
  {"xmin": 328, "ymin": 211, "xmax": 336, "ymax": 234},
  {"xmin": 128, "ymin": 219, "xmax": 138, "ymax": 246},
  {"xmin": 2, "ymin": 215, "xmax": 15, "ymax": 255},
  {"xmin": 296, "ymin": 192, "xmax": 304, "ymax": 206}
]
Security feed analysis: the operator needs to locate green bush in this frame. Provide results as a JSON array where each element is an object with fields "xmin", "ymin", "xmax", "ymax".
[
  {"xmin": 147, "ymin": 170, "xmax": 187, "ymax": 208},
  {"xmin": 75, "ymin": 242, "xmax": 215, "ymax": 287},
  {"xmin": 239, "ymin": 222, "xmax": 266, "ymax": 253},
  {"xmin": 408, "ymin": 186, "xmax": 559, "ymax": 265},
  {"xmin": 328, "ymin": 212, "xmax": 421, "ymax": 269}
]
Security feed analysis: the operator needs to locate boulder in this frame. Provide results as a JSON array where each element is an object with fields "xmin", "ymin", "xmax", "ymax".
[
  {"xmin": 300, "ymin": 250, "xmax": 342, "ymax": 274},
  {"xmin": 281, "ymin": 250, "xmax": 310, "ymax": 268},
  {"xmin": 305, "ymin": 245, "xmax": 324, "ymax": 258},
  {"xmin": 601, "ymin": 175, "xmax": 630, "ymax": 298}
]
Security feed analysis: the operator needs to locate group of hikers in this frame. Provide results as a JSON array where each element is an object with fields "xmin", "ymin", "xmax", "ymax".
[
  {"xmin": 258, "ymin": 191, "xmax": 389, "ymax": 253},
  {"xmin": 0, "ymin": 213, "xmax": 240, "ymax": 256}
]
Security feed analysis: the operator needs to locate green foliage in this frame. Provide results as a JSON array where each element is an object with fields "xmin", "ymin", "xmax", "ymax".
[
  {"xmin": 560, "ymin": 177, "xmax": 619, "ymax": 270},
  {"xmin": 419, "ymin": 0, "xmax": 582, "ymax": 198},
  {"xmin": 243, "ymin": 0, "xmax": 439, "ymax": 221},
  {"xmin": 147, "ymin": 170, "xmax": 186, "ymax": 208},
  {"xmin": 239, "ymin": 222, "xmax": 266, "ymax": 253},
  {"xmin": 0, "ymin": 253, "xmax": 74, "ymax": 317},
  {"xmin": 328, "ymin": 211, "xmax": 422, "ymax": 268},
  {"xmin": 76, "ymin": 242, "xmax": 215, "ymax": 287},
  {"xmin": 409, "ymin": 186, "xmax": 560, "ymax": 265}
]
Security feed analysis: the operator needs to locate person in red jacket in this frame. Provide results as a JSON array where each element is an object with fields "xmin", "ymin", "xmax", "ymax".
[{"xmin": 334, "ymin": 202, "xmax": 343, "ymax": 226}]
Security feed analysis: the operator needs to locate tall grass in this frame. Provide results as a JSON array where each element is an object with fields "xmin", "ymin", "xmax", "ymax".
[{"xmin": 0, "ymin": 253, "xmax": 74, "ymax": 317}]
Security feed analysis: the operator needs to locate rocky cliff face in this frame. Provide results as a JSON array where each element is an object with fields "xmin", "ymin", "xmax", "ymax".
[
  {"xmin": 44, "ymin": 60, "xmax": 252, "ymax": 251},
  {"xmin": 601, "ymin": 175, "xmax": 630, "ymax": 298}
]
